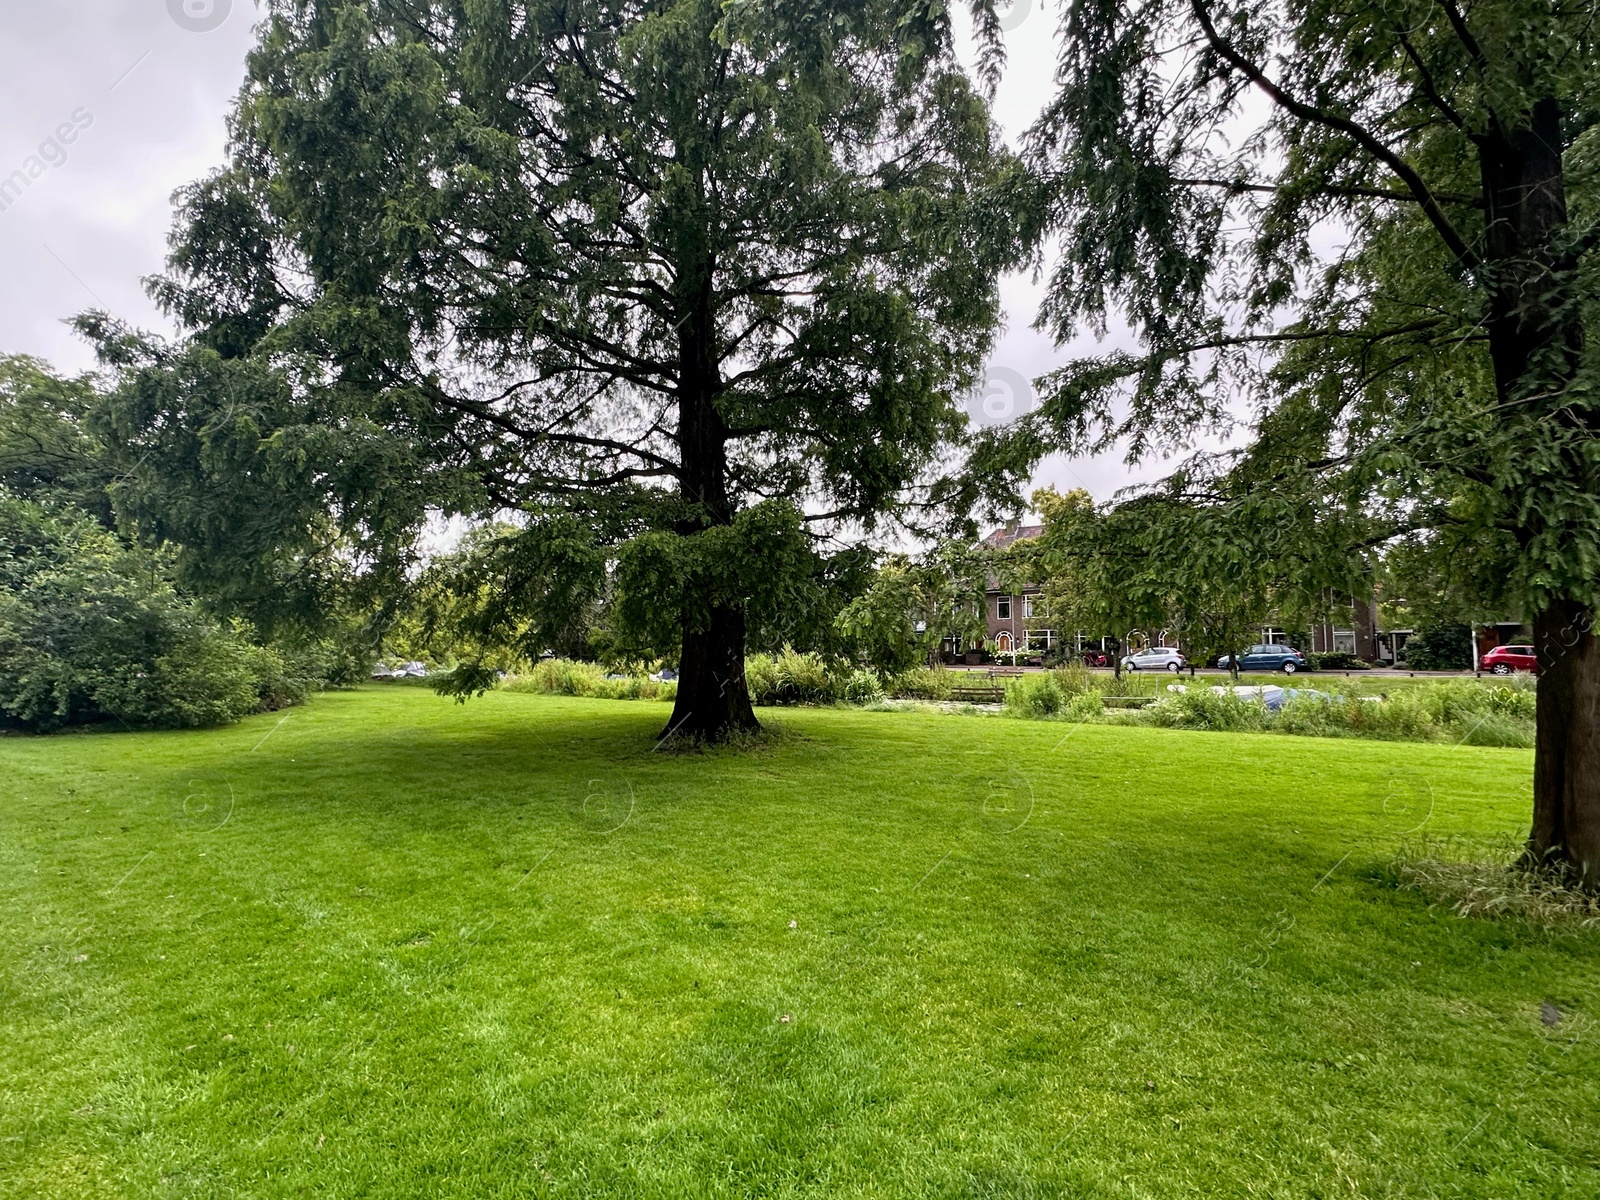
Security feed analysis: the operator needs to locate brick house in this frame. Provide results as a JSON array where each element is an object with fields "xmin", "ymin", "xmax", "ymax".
[{"xmin": 979, "ymin": 523, "xmax": 1052, "ymax": 659}]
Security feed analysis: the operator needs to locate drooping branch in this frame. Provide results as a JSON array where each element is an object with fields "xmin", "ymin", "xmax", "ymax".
[{"xmin": 1188, "ymin": 0, "xmax": 1482, "ymax": 270}]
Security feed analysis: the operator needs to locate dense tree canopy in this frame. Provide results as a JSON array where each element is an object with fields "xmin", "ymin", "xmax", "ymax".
[{"xmin": 111, "ymin": 0, "xmax": 1023, "ymax": 741}]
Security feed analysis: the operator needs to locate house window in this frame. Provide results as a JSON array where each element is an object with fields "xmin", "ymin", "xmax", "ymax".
[
  {"xmin": 996, "ymin": 596, "xmax": 1011, "ymax": 620},
  {"xmin": 1027, "ymin": 629, "xmax": 1055, "ymax": 651},
  {"xmin": 1022, "ymin": 594, "xmax": 1037, "ymax": 618}
]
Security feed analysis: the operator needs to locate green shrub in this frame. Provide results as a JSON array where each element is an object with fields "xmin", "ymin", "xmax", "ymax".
[
  {"xmin": 746, "ymin": 647, "xmax": 839, "ymax": 706},
  {"xmin": 1064, "ymin": 691, "xmax": 1104, "ymax": 721},
  {"xmin": 1486, "ymin": 682, "xmax": 1538, "ymax": 720},
  {"xmin": 1144, "ymin": 690, "xmax": 1265, "ymax": 732},
  {"xmin": 0, "ymin": 499, "xmax": 303, "ymax": 731},
  {"xmin": 503, "ymin": 658, "xmax": 676, "ymax": 702},
  {"xmin": 842, "ymin": 669, "xmax": 885, "ymax": 705},
  {"xmin": 1340, "ymin": 692, "xmax": 1433, "ymax": 740},
  {"xmin": 1099, "ymin": 671, "xmax": 1161, "ymax": 698},
  {"xmin": 1456, "ymin": 712, "xmax": 1534, "ymax": 749},
  {"xmin": 1402, "ymin": 624, "xmax": 1473, "ymax": 671},
  {"xmin": 1308, "ymin": 652, "xmax": 1371, "ymax": 671},
  {"xmin": 1005, "ymin": 673, "xmax": 1064, "ymax": 717},
  {"xmin": 744, "ymin": 653, "xmax": 781, "ymax": 705},
  {"xmin": 1050, "ymin": 661, "xmax": 1096, "ymax": 698}
]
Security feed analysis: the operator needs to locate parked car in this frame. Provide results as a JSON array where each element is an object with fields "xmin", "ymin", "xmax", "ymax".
[
  {"xmin": 1122, "ymin": 646, "xmax": 1187, "ymax": 672},
  {"xmin": 1215, "ymin": 644, "xmax": 1310, "ymax": 674},
  {"xmin": 1480, "ymin": 643, "xmax": 1538, "ymax": 674}
]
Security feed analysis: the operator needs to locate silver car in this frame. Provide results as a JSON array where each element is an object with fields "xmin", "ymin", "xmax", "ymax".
[{"xmin": 1121, "ymin": 646, "xmax": 1187, "ymax": 672}]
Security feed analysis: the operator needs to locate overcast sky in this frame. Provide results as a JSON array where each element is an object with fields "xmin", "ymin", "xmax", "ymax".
[{"xmin": 0, "ymin": 1, "xmax": 1182, "ymax": 509}]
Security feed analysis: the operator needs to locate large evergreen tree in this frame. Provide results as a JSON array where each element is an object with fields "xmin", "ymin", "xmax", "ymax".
[
  {"xmin": 987, "ymin": 0, "xmax": 1600, "ymax": 880},
  {"xmin": 123, "ymin": 0, "xmax": 1019, "ymax": 742}
]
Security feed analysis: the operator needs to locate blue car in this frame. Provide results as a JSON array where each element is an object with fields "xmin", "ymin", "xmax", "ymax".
[{"xmin": 1216, "ymin": 644, "xmax": 1310, "ymax": 674}]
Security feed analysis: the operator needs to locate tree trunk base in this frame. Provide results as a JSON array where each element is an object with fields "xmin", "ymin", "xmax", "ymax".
[
  {"xmin": 1527, "ymin": 599, "xmax": 1600, "ymax": 889},
  {"xmin": 660, "ymin": 603, "xmax": 760, "ymax": 746}
]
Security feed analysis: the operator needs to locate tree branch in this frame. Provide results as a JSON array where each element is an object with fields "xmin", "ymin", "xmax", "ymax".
[{"xmin": 1188, "ymin": 0, "xmax": 1482, "ymax": 269}]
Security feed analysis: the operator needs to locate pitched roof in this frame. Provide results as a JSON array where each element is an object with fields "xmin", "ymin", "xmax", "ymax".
[{"xmin": 981, "ymin": 524, "xmax": 1044, "ymax": 550}]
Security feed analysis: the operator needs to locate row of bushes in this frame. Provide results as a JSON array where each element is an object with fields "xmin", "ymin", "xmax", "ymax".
[
  {"xmin": 500, "ymin": 651, "xmax": 948, "ymax": 707},
  {"xmin": 498, "ymin": 654, "xmax": 1538, "ymax": 748},
  {"xmin": 502, "ymin": 657, "xmax": 679, "ymax": 701},
  {"xmin": 1003, "ymin": 666, "xmax": 1537, "ymax": 747}
]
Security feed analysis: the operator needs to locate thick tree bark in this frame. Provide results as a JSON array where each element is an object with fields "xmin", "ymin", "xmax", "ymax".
[
  {"xmin": 659, "ymin": 267, "xmax": 761, "ymax": 744},
  {"xmin": 1528, "ymin": 599, "xmax": 1600, "ymax": 885},
  {"xmin": 663, "ymin": 601, "xmax": 760, "ymax": 743},
  {"xmin": 1477, "ymin": 99, "xmax": 1596, "ymax": 882}
]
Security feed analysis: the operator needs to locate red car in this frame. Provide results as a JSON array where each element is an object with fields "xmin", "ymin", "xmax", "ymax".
[{"xmin": 1480, "ymin": 643, "xmax": 1538, "ymax": 674}]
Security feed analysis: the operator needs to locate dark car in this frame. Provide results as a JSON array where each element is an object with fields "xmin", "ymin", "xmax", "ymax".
[
  {"xmin": 1480, "ymin": 644, "xmax": 1538, "ymax": 675},
  {"xmin": 1216, "ymin": 644, "xmax": 1310, "ymax": 674}
]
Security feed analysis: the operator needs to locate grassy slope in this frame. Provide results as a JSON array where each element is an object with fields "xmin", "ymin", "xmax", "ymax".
[{"xmin": 1, "ymin": 688, "xmax": 1594, "ymax": 1199}]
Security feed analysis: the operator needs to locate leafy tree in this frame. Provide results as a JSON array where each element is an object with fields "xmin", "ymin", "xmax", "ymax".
[
  {"xmin": 990, "ymin": 0, "xmax": 1600, "ymax": 880},
  {"xmin": 1021, "ymin": 489, "xmax": 1162, "ymax": 677},
  {"xmin": 835, "ymin": 544, "xmax": 988, "ymax": 674},
  {"xmin": 0, "ymin": 356, "xmax": 114, "ymax": 526},
  {"xmin": 123, "ymin": 0, "xmax": 1020, "ymax": 742}
]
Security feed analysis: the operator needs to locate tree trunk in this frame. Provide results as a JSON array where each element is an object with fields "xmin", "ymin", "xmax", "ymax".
[
  {"xmin": 1478, "ymin": 99, "xmax": 1596, "ymax": 884},
  {"xmin": 660, "ymin": 263, "xmax": 760, "ymax": 745},
  {"xmin": 663, "ymin": 601, "xmax": 760, "ymax": 744},
  {"xmin": 1527, "ymin": 599, "xmax": 1600, "ymax": 885}
]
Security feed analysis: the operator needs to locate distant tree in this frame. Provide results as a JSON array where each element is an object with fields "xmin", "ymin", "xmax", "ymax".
[
  {"xmin": 986, "ymin": 0, "xmax": 1600, "ymax": 880},
  {"xmin": 835, "ymin": 545, "xmax": 988, "ymax": 674},
  {"xmin": 118, "ymin": 0, "xmax": 1020, "ymax": 742},
  {"xmin": 1021, "ymin": 489, "xmax": 1168, "ymax": 678}
]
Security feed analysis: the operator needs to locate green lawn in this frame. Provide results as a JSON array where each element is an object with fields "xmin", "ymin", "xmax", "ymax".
[{"xmin": 3, "ymin": 688, "xmax": 1595, "ymax": 1198}]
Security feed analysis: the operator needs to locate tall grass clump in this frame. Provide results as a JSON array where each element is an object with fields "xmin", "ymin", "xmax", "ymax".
[
  {"xmin": 1005, "ymin": 673, "xmax": 1064, "ymax": 717},
  {"xmin": 1050, "ymin": 661, "xmax": 1096, "ymax": 698},
  {"xmin": 1394, "ymin": 836, "xmax": 1600, "ymax": 927},
  {"xmin": 504, "ymin": 659, "xmax": 677, "ymax": 702},
  {"xmin": 887, "ymin": 667, "xmax": 952, "ymax": 701},
  {"xmin": 745, "ymin": 648, "xmax": 839, "ymax": 706},
  {"xmin": 1142, "ymin": 689, "xmax": 1266, "ymax": 732}
]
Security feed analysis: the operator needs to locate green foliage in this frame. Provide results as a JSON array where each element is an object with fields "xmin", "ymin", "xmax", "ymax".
[
  {"xmin": 502, "ymin": 659, "xmax": 677, "ymax": 703},
  {"xmin": 990, "ymin": 667, "xmax": 1536, "ymax": 746},
  {"xmin": 612, "ymin": 502, "xmax": 817, "ymax": 663},
  {"xmin": 1005, "ymin": 672, "xmax": 1065, "ymax": 718},
  {"xmin": 1308, "ymin": 653, "xmax": 1371, "ymax": 671},
  {"xmin": 123, "ymin": 0, "xmax": 1024, "ymax": 728},
  {"xmin": 744, "ymin": 649, "xmax": 840, "ymax": 707},
  {"xmin": 415, "ymin": 518, "xmax": 606, "ymax": 697},
  {"xmin": 0, "ymin": 356, "xmax": 114, "ymax": 526},
  {"xmin": 840, "ymin": 670, "xmax": 885, "ymax": 706},
  {"xmin": 835, "ymin": 545, "xmax": 987, "ymax": 674},
  {"xmin": 0, "ymin": 497, "xmax": 307, "ymax": 731},
  {"xmin": 1402, "ymin": 624, "xmax": 1474, "ymax": 672},
  {"xmin": 885, "ymin": 667, "xmax": 952, "ymax": 701},
  {"xmin": 1049, "ymin": 660, "xmax": 1097, "ymax": 698}
]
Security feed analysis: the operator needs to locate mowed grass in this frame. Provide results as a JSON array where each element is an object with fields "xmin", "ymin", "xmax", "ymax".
[{"xmin": 2, "ymin": 688, "xmax": 1596, "ymax": 1199}]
